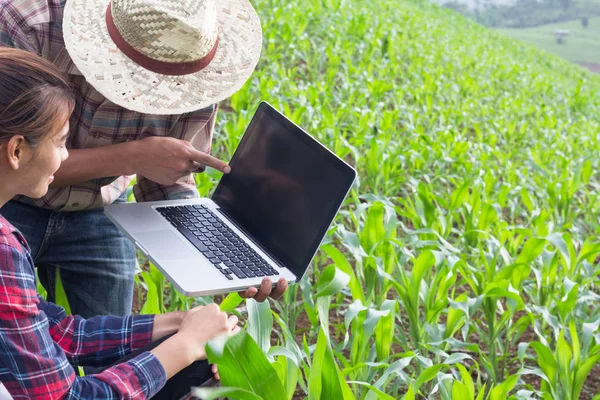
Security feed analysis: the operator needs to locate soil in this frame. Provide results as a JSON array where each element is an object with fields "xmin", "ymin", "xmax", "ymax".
[
  {"xmin": 131, "ymin": 260, "xmax": 600, "ymax": 398},
  {"xmin": 287, "ymin": 301, "xmax": 600, "ymax": 399}
]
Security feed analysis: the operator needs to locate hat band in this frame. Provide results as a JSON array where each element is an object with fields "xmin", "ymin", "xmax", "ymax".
[{"xmin": 105, "ymin": 2, "xmax": 218, "ymax": 76}]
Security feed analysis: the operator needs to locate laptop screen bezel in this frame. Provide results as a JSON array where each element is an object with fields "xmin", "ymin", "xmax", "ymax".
[{"xmin": 211, "ymin": 101, "xmax": 357, "ymax": 278}]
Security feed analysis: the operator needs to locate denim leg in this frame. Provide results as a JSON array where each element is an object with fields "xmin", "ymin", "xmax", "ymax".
[
  {"xmin": 0, "ymin": 200, "xmax": 51, "ymax": 261},
  {"xmin": 40, "ymin": 207, "xmax": 136, "ymax": 317},
  {"xmin": 0, "ymin": 200, "xmax": 136, "ymax": 318},
  {"xmin": 0, "ymin": 201, "xmax": 55, "ymax": 298}
]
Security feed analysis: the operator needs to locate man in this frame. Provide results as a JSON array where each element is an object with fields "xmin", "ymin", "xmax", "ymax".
[{"xmin": 0, "ymin": 0, "xmax": 287, "ymax": 318}]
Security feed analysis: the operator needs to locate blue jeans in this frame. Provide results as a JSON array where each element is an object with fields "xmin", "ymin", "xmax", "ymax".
[{"xmin": 0, "ymin": 199, "xmax": 136, "ymax": 318}]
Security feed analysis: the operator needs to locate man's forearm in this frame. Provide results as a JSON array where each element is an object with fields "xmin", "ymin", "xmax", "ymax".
[{"xmin": 49, "ymin": 141, "xmax": 138, "ymax": 188}]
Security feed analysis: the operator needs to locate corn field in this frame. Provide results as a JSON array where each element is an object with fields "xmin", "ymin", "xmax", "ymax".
[{"xmin": 124, "ymin": 0, "xmax": 600, "ymax": 398}]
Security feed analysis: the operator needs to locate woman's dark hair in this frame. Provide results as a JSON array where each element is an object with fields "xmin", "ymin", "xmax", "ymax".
[{"xmin": 0, "ymin": 47, "xmax": 75, "ymax": 147}]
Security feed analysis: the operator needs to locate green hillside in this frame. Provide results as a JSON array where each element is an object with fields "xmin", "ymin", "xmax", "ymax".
[
  {"xmin": 498, "ymin": 17, "xmax": 600, "ymax": 63},
  {"xmin": 159, "ymin": 0, "xmax": 600, "ymax": 398}
]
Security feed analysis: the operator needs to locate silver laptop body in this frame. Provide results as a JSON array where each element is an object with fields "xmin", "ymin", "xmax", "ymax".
[{"xmin": 105, "ymin": 102, "xmax": 356, "ymax": 296}]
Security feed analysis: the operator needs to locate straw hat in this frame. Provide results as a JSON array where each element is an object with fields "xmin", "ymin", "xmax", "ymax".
[{"xmin": 63, "ymin": 0, "xmax": 262, "ymax": 114}]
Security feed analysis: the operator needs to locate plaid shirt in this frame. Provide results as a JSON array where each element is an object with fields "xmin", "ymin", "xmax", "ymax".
[
  {"xmin": 0, "ymin": 215, "xmax": 167, "ymax": 399},
  {"xmin": 0, "ymin": 0, "xmax": 216, "ymax": 212}
]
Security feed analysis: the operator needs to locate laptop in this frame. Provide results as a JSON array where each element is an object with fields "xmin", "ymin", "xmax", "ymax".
[{"xmin": 105, "ymin": 102, "xmax": 357, "ymax": 296}]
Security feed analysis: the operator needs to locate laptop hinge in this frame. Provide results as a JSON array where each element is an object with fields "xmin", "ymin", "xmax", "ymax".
[{"xmin": 215, "ymin": 208, "xmax": 298, "ymax": 279}]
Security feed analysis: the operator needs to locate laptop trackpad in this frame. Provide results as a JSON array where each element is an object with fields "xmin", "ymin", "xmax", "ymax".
[{"xmin": 136, "ymin": 230, "xmax": 197, "ymax": 260}]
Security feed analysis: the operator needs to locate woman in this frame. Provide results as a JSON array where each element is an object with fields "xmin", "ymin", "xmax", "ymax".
[{"xmin": 0, "ymin": 47, "xmax": 237, "ymax": 399}]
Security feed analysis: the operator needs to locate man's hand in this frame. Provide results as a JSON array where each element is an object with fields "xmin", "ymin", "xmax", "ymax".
[
  {"xmin": 212, "ymin": 364, "xmax": 220, "ymax": 380},
  {"xmin": 238, "ymin": 278, "xmax": 288, "ymax": 302},
  {"xmin": 131, "ymin": 136, "xmax": 230, "ymax": 184}
]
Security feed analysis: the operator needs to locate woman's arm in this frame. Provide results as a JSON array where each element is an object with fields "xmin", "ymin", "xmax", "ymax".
[
  {"xmin": 41, "ymin": 301, "xmax": 188, "ymax": 367},
  {"xmin": 151, "ymin": 311, "xmax": 186, "ymax": 341},
  {"xmin": 0, "ymin": 242, "xmax": 237, "ymax": 398},
  {"xmin": 0, "ymin": 243, "xmax": 166, "ymax": 399},
  {"xmin": 150, "ymin": 304, "xmax": 239, "ymax": 379},
  {"xmin": 40, "ymin": 298, "xmax": 156, "ymax": 367}
]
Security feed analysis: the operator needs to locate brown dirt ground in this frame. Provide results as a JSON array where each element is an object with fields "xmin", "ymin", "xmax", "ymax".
[
  {"xmin": 287, "ymin": 310, "xmax": 600, "ymax": 399},
  {"xmin": 134, "ymin": 270, "xmax": 600, "ymax": 398}
]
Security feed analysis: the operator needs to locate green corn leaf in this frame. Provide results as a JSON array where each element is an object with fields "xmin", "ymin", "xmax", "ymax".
[
  {"xmin": 139, "ymin": 271, "xmax": 160, "ymax": 315},
  {"xmin": 301, "ymin": 277, "xmax": 319, "ymax": 327},
  {"xmin": 309, "ymin": 328, "xmax": 356, "ymax": 400},
  {"xmin": 482, "ymin": 287, "xmax": 524, "ymax": 311},
  {"xmin": 573, "ymin": 350, "xmax": 600, "ymax": 399},
  {"xmin": 457, "ymin": 364, "xmax": 475, "ymax": 399},
  {"xmin": 267, "ymin": 346, "xmax": 300, "ymax": 367},
  {"xmin": 496, "ymin": 263, "xmax": 530, "ymax": 290},
  {"xmin": 557, "ymin": 331, "xmax": 573, "ymax": 391},
  {"xmin": 54, "ymin": 268, "xmax": 72, "ymax": 316},
  {"xmin": 375, "ymin": 300, "xmax": 396, "ymax": 360},
  {"xmin": 360, "ymin": 202, "xmax": 386, "ymax": 254},
  {"xmin": 475, "ymin": 383, "xmax": 487, "ymax": 400},
  {"xmin": 415, "ymin": 364, "xmax": 445, "ymax": 391},
  {"xmin": 403, "ymin": 384, "xmax": 416, "ymax": 400},
  {"xmin": 348, "ymin": 381, "xmax": 396, "ymax": 400},
  {"xmin": 315, "ymin": 265, "xmax": 350, "ymax": 340},
  {"xmin": 246, "ymin": 298, "xmax": 273, "ymax": 355},
  {"xmin": 445, "ymin": 294, "xmax": 467, "ymax": 338},
  {"xmin": 452, "ymin": 381, "xmax": 472, "ymax": 400},
  {"xmin": 569, "ymin": 320, "xmax": 580, "ymax": 367},
  {"xmin": 557, "ymin": 281, "xmax": 579, "ymax": 322},
  {"xmin": 205, "ymin": 329, "xmax": 287, "ymax": 399},
  {"xmin": 317, "ymin": 296, "xmax": 333, "ymax": 339},
  {"xmin": 445, "ymin": 352, "xmax": 472, "ymax": 365},
  {"xmin": 521, "ymin": 188, "xmax": 534, "ymax": 212},
  {"xmin": 322, "ymin": 244, "xmax": 364, "ymax": 302},
  {"xmin": 342, "ymin": 362, "xmax": 389, "ymax": 376},
  {"xmin": 366, "ymin": 357, "xmax": 415, "ymax": 400},
  {"xmin": 547, "ymin": 233, "xmax": 573, "ymax": 272},
  {"xmin": 450, "ymin": 181, "xmax": 471, "ymax": 210},
  {"xmin": 531, "ymin": 342, "xmax": 558, "ymax": 388},
  {"xmin": 350, "ymin": 307, "xmax": 389, "ymax": 367},
  {"xmin": 515, "ymin": 237, "xmax": 546, "ymax": 265},
  {"xmin": 36, "ymin": 271, "xmax": 47, "ymax": 300},
  {"xmin": 148, "ymin": 263, "xmax": 165, "ymax": 312},
  {"xmin": 191, "ymin": 387, "xmax": 263, "ymax": 400},
  {"xmin": 345, "ymin": 300, "xmax": 368, "ymax": 331},
  {"xmin": 315, "ymin": 265, "xmax": 350, "ymax": 299},
  {"xmin": 220, "ymin": 292, "xmax": 244, "ymax": 312},
  {"xmin": 417, "ymin": 182, "xmax": 436, "ymax": 225},
  {"xmin": 274, "ymin": 354, "xmax": 298, "ymax": 400},
  {"xmin": 488, "ymin": 374, "xmax": 518, "ymax": 400},
  {"xmin": 339, "ymin": 226, "xmax": 368, "ymax": 260},
  {"xmin": 272, "ymin": 313, "xmax": 304, "ymax": 366},
  {"xmin": 408, "ymin": 250, "xmax": 436, "ymax": 312}
]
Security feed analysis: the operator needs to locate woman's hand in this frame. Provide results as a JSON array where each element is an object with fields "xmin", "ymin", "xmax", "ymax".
[
  {"xmin": 175, "ymin": 303, "xmax": 238, "ymax": 361},
  {"xmin": 208, "ymin": 315, "xmax": 241, "ymax": 381},
  {"xmin": 151, "ymin": 304, "xmax": 238, "ymax": 380}
]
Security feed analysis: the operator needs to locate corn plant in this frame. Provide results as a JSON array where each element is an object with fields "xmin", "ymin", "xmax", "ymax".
[{"xmin": 126, "ymin": 0, "xmax": 600, "ymax": 397}]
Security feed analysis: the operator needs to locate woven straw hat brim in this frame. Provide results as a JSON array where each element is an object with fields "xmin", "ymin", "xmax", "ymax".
[{"xmin": 63, "ymin": 0, "xmax": 262, "ymax": 115}]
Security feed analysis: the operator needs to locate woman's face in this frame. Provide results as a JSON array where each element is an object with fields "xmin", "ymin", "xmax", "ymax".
[{"xmin": 19, "ymin": 121, "xmax": 69, "ymax": 198}]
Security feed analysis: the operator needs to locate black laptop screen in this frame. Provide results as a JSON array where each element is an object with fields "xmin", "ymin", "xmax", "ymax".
[{"xmin": 212, "ymin": 103, "xmax": 356, "ymax": 279}]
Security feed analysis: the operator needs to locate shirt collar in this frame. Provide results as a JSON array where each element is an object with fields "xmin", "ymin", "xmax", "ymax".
[
  {"xmin": 0, "ymin": 214, "xmax": 31, "ymax": 251},
  {"xmin": 0, "ymin": 215, "xmax": 16, "ymax": 236}
]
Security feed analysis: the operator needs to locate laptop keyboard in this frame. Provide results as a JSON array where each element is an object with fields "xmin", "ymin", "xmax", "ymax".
[{"xmin": 155, "ymin": 205, "xmax": 280, "ymax": 281}]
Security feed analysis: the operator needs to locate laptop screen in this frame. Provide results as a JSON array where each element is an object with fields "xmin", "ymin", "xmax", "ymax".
[{"xmin": 212, "ymin": 102, "xmax": 356, "ymax": 279}]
